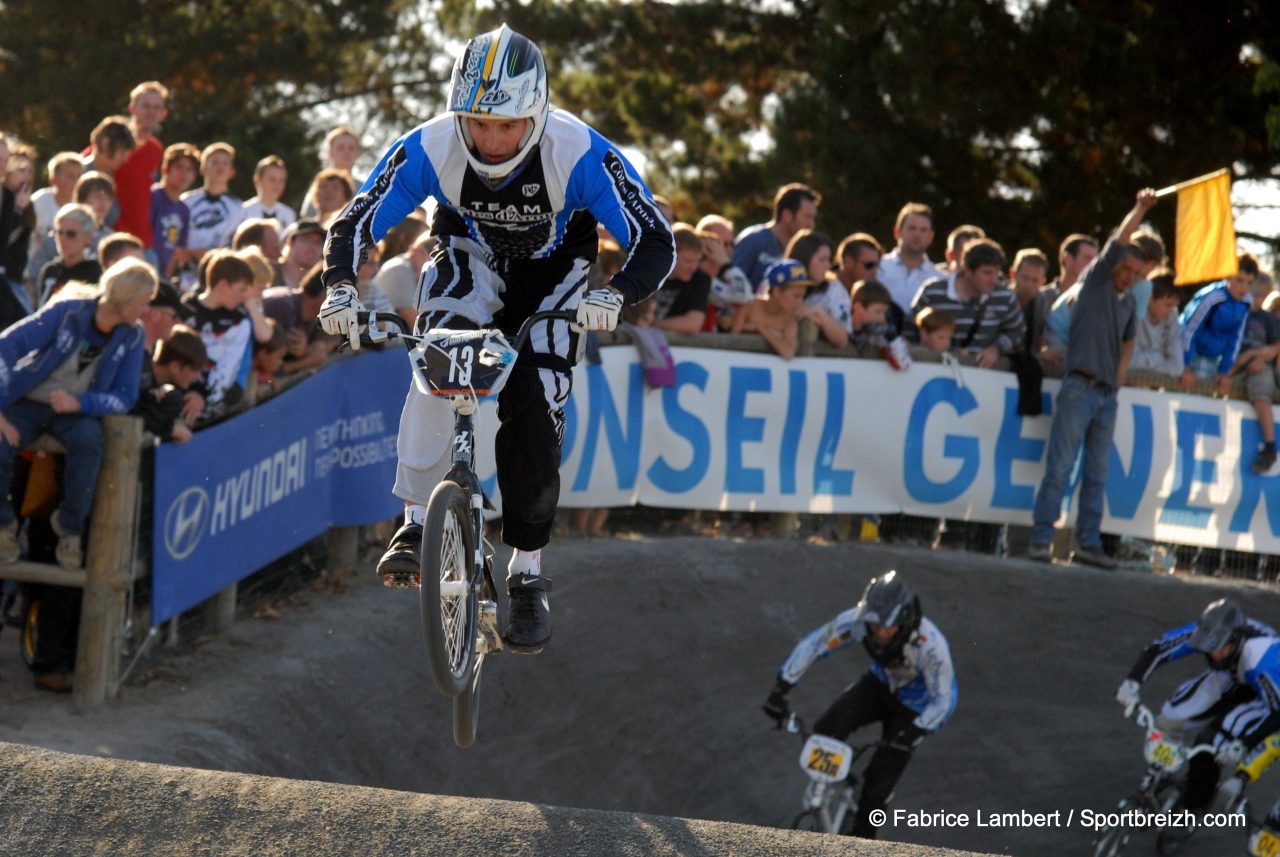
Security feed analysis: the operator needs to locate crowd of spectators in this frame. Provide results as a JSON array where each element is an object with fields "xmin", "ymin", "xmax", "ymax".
[{"xmin": 0, "ymin": 79, "xmax": 1275, "ymax": 688}]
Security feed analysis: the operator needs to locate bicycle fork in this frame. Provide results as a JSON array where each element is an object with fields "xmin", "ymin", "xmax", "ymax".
[{"xmin": 450, "ymin": 409, "xmax": 504, "ymax": 656}]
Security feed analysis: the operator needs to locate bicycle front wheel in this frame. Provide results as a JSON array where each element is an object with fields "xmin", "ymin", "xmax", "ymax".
[
  {"xmin": 791, "ymin": 810, "xmax": 823, "ymax": 832},
  {"xmin": 1092, "ymin": 799, "xmax": 1136, "ymax": 857},
  {"xmin": 453, "ymin": 652, "xmax": 484, "ymax": 748},
  {"xmin": 421, "ymin": 480, "xmax": 477, "ymax": 697}
]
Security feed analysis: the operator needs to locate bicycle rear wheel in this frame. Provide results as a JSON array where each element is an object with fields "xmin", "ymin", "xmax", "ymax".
[
  {"xmin": 453, "ymin": 652, "xmax": 484, "ymax": 748},
  {"xmin": 421, "ymin": 480, "xmax": 476, "ymax": 697}
]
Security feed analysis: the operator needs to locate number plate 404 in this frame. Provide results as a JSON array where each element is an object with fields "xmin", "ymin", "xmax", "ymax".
[{"xmin": 1146, "ymin": 738, "xmax": 1181, "ymax": 771}]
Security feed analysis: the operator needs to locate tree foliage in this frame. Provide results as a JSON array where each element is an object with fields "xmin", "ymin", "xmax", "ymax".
[
  {"xmin": 0, "ymin": 0, "xmax": 445, "ymax": 202},
  {"xmin": 438, "ymin": 0, "xmax": 1280, "ymax": 257}
]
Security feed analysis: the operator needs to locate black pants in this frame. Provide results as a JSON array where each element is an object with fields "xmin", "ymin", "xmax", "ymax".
[
  {"xmin": 419, "ymin": 247, "xmax": 585, "ymax": 552},
  {"xmin": 814, "ymin": 672, "xmax": 923, "ymax": 838},
  {"xmin": 1181, "ymin": 684, "xmax": 1260, "ymax": 811}
]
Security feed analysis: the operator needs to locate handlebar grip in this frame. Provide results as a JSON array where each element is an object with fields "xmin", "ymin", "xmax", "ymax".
[{"xmin": 356, "ymin": 310, "xmax": 410, "ymax": 336}]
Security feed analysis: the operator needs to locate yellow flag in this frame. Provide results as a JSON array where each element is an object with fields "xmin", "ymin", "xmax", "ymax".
[{"xmin": 1173, "ymin": 169, "xmax": 1237, "ymax": 285}]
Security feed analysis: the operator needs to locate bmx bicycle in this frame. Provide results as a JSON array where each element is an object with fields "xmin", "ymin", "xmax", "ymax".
[
  {"xmin": 358, "ymin": 307, "xmax": 575, "ymax": 749},
  {"xmin": 1092, "ymin": 703, "xmax": 1254, "ymax": 857},
  {"xmin": 780, "ymin": 711, "xmax": 882, "ymax": 835}
]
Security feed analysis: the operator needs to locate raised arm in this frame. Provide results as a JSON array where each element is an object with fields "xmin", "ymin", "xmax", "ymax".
[{"xmin": 1115, "ymin": 188, "xmax": 1158, "ymax": 246}]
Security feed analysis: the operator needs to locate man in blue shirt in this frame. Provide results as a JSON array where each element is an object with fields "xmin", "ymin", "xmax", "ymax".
[{"xmin": 730, "ymin": 182, "xmax": 820, "ymax": 290}]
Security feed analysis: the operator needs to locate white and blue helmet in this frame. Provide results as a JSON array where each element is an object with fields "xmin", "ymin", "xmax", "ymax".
[{"xmin": 448, "ymin": 23, "xmax": 549, "ymax": 183}]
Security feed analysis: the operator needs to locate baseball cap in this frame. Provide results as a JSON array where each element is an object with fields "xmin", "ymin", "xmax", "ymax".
[
  {"xmin": 282, "ymin": 218, "xmax": 326, "ymax": 244},
  {"xmin": 763, "ymin": 259, "xmax": 817, "ymax": 290}
]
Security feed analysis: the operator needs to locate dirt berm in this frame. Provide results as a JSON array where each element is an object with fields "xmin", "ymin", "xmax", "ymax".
[
  {"xmin": 1, "ymin": 537, "xmax": 1278, "ymax": 856},
  {"xmin": 0, "ymin": 741, "xmax": 992, "ymax": 856}
]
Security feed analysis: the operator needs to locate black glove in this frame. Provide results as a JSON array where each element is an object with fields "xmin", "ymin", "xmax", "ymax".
[{"xmin": 763, "ymin": 678, "xmax": 794, "ymax": 725}]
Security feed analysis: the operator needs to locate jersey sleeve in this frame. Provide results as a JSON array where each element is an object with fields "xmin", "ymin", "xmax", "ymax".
[
  {"xmin": 779, "ymin": 606, "xmax": 866, "ymax": 685},
  {"xmin": 323, "ymin": 129, "xmax": 435, "ymax": 289},
  {"xmin": 912, "ymin": 626, "xmax": 957, "ymax": 732},
  {"xmin": 1127, "ymin": 621, "xmax": 1197, "ymax": 682},
  {"xmin": 569, "ymin": 138, "xmax": 674, "ymax": 304}
]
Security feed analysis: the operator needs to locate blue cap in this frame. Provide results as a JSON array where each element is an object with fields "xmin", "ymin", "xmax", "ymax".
[{"xmin": 763, "ymin": 259, "xmax": 817, "ymax": 290}]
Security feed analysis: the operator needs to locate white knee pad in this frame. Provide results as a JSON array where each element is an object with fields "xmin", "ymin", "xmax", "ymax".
[{"xmin": 392, "ymin": 386, "xmax": 455, "ymax": 505}]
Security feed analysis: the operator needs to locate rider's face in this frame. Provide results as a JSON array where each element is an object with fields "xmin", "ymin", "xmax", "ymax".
[
  {"xmin": 868, "ymin": 622, "xmax": 900, "ymax": 645},
  {"xmin": 467, "ymin": 117, "xmax": 529, "ymax": 165},
  {"xmin": 1207, "ymin": 642, "xmax": 1234, "ymax": 666}
]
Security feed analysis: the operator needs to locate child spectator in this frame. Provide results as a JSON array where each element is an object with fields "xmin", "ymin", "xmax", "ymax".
[
  {"xmin": 1128, "ymin": 269, "xmax": 1183, "ymax": 377},
  {"xmin": 37, "ymin": 204, "xmax": 101, "ymax": 306},
  {"xmin": 849, "ymin": 278, "xmax": 894, "ymax": 349},
  {"xmin": 180, "ymin": 143, "xmax": 243, "ymax": 289},
  {"xmin": 1180, "ymin": 252, "xmax": 1261, "ymax": 394},
  {"xmin": 176, "ymin": 250, "xmax": 255, "ymax": 422},
  {"xmin": 307, "ymin": 168, "xmax": 355, "ymax": 228},
  {"xmin": 241, "ymin": 155, "xmax": 296, "ymax": 229},
  {"xmin": 653, "ymin": 224, "xmax": 711, "ymax": 335},
  {"xmin": 731, "ymin": 259, "xmax": 821, "ymax": 360},
  {"xmin": 236, "ymin": 247, "xmax": 282, "ymax": 346},
  {"xmin": 251, "ymin": 317, "xmax": 289, "ymax": 399},
  {"xmin": 134, "ymin": 325, "xmax": 206, "ymax": 445},
  {"xmin": 915, "ymin": 306, "xmax": 956, "ymax": 352},
  {"xmin": 150, "ymin": 142, "xmax": 198, "ymax": 280},
  {"xmin": 1232, "ymin": 272, "xmax": 1280, "ymax": 473},
  {"xmin": 263, "ymin": 262, "xmax": 337, "ymax": 373},
  {"xmin": 0, "ymin": 257, "xmax": 154, "ymax": 570},
  {"xmin": 82, "ymin": 116, "xmax": 136, "ymax": 182}
]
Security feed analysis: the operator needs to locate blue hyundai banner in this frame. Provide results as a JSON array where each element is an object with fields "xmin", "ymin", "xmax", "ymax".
[{"xmin": 152, "ymin": 349, "xmax": 410, "ymax": 624}]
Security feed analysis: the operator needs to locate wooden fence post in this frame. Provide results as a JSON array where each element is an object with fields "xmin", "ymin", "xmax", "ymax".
[{"xmin": 73, "ymin": 415, "xmax": 143, "ymax": 711}]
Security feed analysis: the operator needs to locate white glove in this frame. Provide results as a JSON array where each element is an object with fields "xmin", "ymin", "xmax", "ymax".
[
  {"xmin": 574, "ymin": 288, "xmax": 624, "ymax": 332},
  {"xmin": 1217, "ymin": 738, "xmax": 1248, "ymax": 767},
  {"xmin": 1116, "ymin": 679, "xmax": 1141, "ymax": 718},
  {"xmin": 318, "ymin": 283, "xmax": 365, "ymax": 351}
]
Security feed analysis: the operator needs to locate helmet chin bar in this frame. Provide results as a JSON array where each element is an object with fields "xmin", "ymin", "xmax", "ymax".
[{"xmin": 454, "ymin": 114, "xmax": 539, "ymax": 183}]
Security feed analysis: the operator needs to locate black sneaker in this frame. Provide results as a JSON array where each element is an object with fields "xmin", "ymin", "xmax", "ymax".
[
  {"xmin": 504, "ymin": 574, "xmax": 551, "ymax": 653},
  {"xmin": 377, "ymin": 522, "xmax": 422, "ymax": 588},
  {"xmin": 1252, "ymin": 446, "xmax": 1278, "ymax": 475},
  {"xmin": 1072, "ymin": 544, "xmax": 1118, "ymax": 570}
]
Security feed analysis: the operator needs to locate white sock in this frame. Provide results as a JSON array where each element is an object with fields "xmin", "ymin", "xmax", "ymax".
[
  {"xmin": 405, "ymin": 505, "xmax": 426, "ymax": 526},
  {"xmin": 508, "ymin": 549, "xmax": 541, "ymax": 577}
]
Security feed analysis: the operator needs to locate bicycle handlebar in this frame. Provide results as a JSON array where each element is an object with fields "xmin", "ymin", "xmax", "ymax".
[
  {"xmin": 1132, "ymin": 703, "xmax": 1219, "ymax": 760},
  {"xmin": 356, "ymin": 309, "xmax": 578, "ymax": 353}
]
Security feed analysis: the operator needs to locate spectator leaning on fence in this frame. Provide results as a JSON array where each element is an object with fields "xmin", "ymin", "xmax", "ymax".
[
  {"xmin": 652, "ymin": 224, "xmax": 711, "ymax": 335},
  {"xmin": 731, "ymin": 182, "xmax": 821, "ymax": 290},
  {"xmin": 0, "ymin": 257, "xmax": 154, "ymax": 569},
  {"xmin": 1128, "ymin": 268, "xmax": 1183, "ymax": 378},
  {"xmin": 1179, "ymin": 252, "xmax": 1261, "ymax": 396},
  {"xmin": 1229, "ymin": 264, "xmax": 1280, "ymax": 474},
  {"xmin": 1028, "ymin": 189, "xmax": 1156, "ymax": 570},
  {"xmin": 133, "ymin": 324, "xmax": 206, "ymax": 445},
  {"xmin": 789, "ymin": 229, "xmax": 850, "ymax": 348},
  {"xmin": 909, "ymin": 239, "xmax": 1025, "ymax": 369},
  {"xmin": 849, "ymin": 278, "xmax": 894, "ymax": 349},
  {"xmin": 177, "ymin": 250, "xmax": 255, "ymax": 422},
  {"xmin": 915, "ymin": 306, "xmax": 956, "ymax": 353}
]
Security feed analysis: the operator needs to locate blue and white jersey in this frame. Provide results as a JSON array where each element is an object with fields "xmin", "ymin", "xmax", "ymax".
[
  {"xmin": 779, "ymin": 607, "xmax": 957, "ymax": 732},
  {"xmin": 1128, "ymin": 617, "xmax": 1278, "ymax": 682},
  {"xmin": 324, "ymin": 109, "xmax": 674, "ymax": 304}
]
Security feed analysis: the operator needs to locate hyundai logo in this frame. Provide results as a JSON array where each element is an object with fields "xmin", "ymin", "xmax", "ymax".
[{"xmin": 164, "ymin": 486, "xmax": 210, "ymax": 561}]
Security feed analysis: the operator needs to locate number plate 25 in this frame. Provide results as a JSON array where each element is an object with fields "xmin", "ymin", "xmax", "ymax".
[{"xmin": 799, "ymin": 734, "xmax": 854, "ymax": 784}]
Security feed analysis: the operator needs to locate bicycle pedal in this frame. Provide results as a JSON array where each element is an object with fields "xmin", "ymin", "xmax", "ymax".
[{"xmin": 382, "ymin": 571, "xmax": 421, "ymax": 589}]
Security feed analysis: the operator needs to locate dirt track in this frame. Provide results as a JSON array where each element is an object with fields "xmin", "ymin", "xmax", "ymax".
[{"xmin": 1, "ymin": 536, "xmax": 1278, "ymax": 856}]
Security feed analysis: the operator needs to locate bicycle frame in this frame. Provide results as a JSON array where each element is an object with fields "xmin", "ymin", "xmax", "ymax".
[
  {"xmin": 784, "ymin": 712, "xmax": 875, "ymax": 835},
  {"xmin": 359, "ymin": 308, "xmax": 576, "ymax": 657}
]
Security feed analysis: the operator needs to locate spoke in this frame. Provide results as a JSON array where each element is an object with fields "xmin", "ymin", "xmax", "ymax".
[{"xmin": 437, "ymin": 507, "xmax": 470, "ymax": 672}]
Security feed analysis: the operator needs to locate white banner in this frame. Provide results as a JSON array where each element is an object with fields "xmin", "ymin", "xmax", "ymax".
[{"xmin": 465, "ymin": 346, "xmax": 1280, "ymax": 554}]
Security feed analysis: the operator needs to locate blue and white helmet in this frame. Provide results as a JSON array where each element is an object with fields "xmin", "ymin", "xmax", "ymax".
[{"xmin": 447, "ymin": 23, "xmax": 549, "ymax": 183}]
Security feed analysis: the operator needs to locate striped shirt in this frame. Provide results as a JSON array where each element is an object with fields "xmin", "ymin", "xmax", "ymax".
[{"xmin": 910, "ymin": 273, "xmax": 1026, "ymax": 355}]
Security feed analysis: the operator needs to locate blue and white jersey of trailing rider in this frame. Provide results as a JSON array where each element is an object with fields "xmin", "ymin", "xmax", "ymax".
[{"xmin": 779, "ymin": 607, "xmax": 958, "ymax": 732}]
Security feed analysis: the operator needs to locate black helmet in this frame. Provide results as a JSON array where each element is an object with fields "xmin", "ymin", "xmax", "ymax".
[
  {"xmin": 1188, "ymin": 598, "xmax": 1246, "ymax": 654},
  {"xmin": 859, "ymin": 571, "xmax": 922, "ymax": 659}
]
